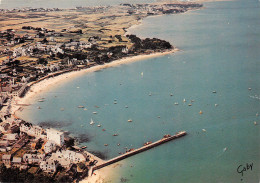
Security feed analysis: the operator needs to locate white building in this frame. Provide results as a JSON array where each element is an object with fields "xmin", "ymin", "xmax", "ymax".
[
  {"xmin": 54, "ymin": 149, "xmax": 85, "ymax": 164},
  {"xmin": 3, "ymin": 133, "xmax": 19, "ymax": 141},
  {"xmin": 43, "ymin": 140, "xmax": 56, "ymax": 154},
  {"xmin": 23, "ymin": 153, "xmax": 45, "ymax": 164},
  {"xmin": 20, "ymin": 122, "xmax": 44, "ymax": 138},
  {"xmin": 46, "ymin": 128, "xmax": 64, "ymax": 146},
  {"xmin": 40, "ymin": 159, "xmax": 59, "ymax": 173}
]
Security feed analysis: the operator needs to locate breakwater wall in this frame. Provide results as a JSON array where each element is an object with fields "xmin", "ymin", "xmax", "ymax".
[{"xmin": 92, "ymin": 131, "xmax": 187, "ymax": 173}]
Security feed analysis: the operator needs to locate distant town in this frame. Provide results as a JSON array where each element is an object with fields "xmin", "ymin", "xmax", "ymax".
[{"xmin": 0, "ymin": 2, "xmax": 202, "ymax": 182}]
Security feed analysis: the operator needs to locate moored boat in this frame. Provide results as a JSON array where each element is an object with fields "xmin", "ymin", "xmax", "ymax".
[
  {"xmin": 90, "ymin": 118, "xmax": 94, "ymax": 125},
  {"xmin": 143, "ymin": 141, "xmax": 152, "ymax": 146}
]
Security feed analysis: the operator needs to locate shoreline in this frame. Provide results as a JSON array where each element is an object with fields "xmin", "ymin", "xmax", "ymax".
[{"xmin": 14, "ymin": 48, "xmax": 178, "ymax": 114}]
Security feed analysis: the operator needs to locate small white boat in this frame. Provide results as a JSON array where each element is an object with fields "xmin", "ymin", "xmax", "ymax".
[
  {"xmin": 84, "ymin": 108, "xmax": 88, "ymax": 111},
  {"xmin": 223, "ymin": 147, "xmax": 227, "ymax": 152},
  {"xmin": 215, "ymin": 104, "xmax": 218, "ymax": 107},
  {"xmin": 114, "ymin": 101, "xmax": 117, "ymax": 104},
  {"xmin": 188, "ymin": 104, "xmax": 192, "ymax": 106},
  {"xmin": 183, "ymin": 98, "xmax": 186, "ymax": 102},
  {"xmin": 254, "ymin": 121, "xmax": 257, "ymax": 125},
  {"xmin": 170, "ymin": 93, "xmax": 173, "ymax": 96},
  {"xmin": 199, "ymin": 110, "xmax": 203, "ymax": 114},
  {"xmin": 113, "ymin": 134, "xmax": 119, "ymax": 136},
  {"xmin": 174, "ymin": 102, "xmax": 179, "ymax": 105},
  {"xmin": 60, "ymin": 108, "xmax": 64, "ymax": 111},
  {"xmin": 212, "ymin": 91, "xmax": 217, "ymax": 93},
  {"xmin": 248, "ymin": 88, "xmax": 252, "ymax": 90},
  {"xmin": 191, "ymin": 100, "xmax": 195, "ymax": 102},
  {"xmin": 128, "ymin": 119, "xmax": 132, "ymax": 122},
  {"xmin": 256, "ymin": 112, "xmax": 259, "ymax": 116},
  {"xmin": 141, "ymin": 72, "xmax": 144, "ymax": 77},
  {"xmin": 78, "ymin": 105, "xmax": 84, "ymax": 108},
  {"xmin": 93, "ymin": 112, "xmax": 97, "ymax": 114},
  {"xmin": 202, "ymin": 129, "xmax": 206, "ymax": 132},
  {"xmin": 90, "ymin": 118, "xmax": 94, "ymax": 125},
  {"xmin": 97, "ymin": 124, "xmax": 101, "ymax": 127},
  {"xmin": 77, "ymin": 86, "xmax": 80, "ymax": 88},
  {"xmin": 149, "ymin": 92, "xmax": 152, "ymax": 96},
  {"xmin": 125, "ymin": 105, "xmax": 128, "ymax": 108},
  {"xmin": 38, "ymin": 99, "xmax": 44, "ymax": 102},
  {"xmin": 104, "ymin": 144, "xmax": 108, "ymax": 146}
]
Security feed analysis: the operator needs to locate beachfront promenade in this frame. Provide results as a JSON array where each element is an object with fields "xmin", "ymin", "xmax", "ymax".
[{"xmin": 92, "ymin": 131, "xmax": 187, "ymax": 173}]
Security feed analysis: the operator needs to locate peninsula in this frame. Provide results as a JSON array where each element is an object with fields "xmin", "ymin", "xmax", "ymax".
[{"xmin": 0, "ymin": 1, "xmax": 202, "ymax": 182}]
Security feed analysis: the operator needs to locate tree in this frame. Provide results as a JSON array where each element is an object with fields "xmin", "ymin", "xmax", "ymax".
[{"xmin": 38, "ymin": 58, "xmax": 48, "ymax": 65}]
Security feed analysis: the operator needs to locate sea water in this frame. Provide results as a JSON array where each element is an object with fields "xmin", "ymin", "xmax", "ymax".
[{"xmin": 17, "ymin": 0, "xmax": 259, "ymax": 182}]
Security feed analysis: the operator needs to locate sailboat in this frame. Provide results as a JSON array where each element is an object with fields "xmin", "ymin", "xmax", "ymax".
[{"xmin": 90, "ymin": 118, "xmax": 94, "ymax": 125}]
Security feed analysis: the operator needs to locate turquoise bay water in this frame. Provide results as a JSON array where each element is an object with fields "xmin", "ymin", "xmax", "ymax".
[{"xmin": 17, "ymin": 0, "xmax": 260, "ymax": 182}]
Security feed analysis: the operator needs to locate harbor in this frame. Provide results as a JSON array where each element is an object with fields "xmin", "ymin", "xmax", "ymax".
[{"xmin": 92, "ymin": 131, "xmax": 187, "ymax": 173}]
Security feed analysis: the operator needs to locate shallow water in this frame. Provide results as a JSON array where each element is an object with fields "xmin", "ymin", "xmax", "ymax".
[{"xmin": 17, "ymin": 0, "xmax": 260, "ymax": 182}]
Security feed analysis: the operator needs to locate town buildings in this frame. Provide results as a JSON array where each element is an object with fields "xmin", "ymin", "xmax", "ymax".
[{"xmin": 46, "ymin": 128, "xmax": 64, "ymax": 146}]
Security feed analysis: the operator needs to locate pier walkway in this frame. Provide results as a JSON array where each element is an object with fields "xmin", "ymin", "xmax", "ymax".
[{"xmin": 92, "ymin": 131, "xmax": 187, "ymax": 173}]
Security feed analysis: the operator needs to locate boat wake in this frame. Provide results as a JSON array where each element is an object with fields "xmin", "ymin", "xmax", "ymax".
[{"xmin": 249, "ymin": 95, "xmax": 260, "ymax": 100}]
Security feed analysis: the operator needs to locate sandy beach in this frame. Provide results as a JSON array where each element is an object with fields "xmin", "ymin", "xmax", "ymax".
[{"xmin": 13, "ymin": 48, "xmax": 178, "ymax": 113}]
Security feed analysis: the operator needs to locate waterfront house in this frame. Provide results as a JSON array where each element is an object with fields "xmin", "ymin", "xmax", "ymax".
[
  {"xmin": 46, "ymin": 128, "xmax": 64, "ymax": 146},
  {"xmin": 20, "ymin": 122, "xmax": 44, "ymax": 138},
  {"xmin": 42, "ymin": 140, "xmax": 56, "ymax": 153},
  {"xmin": 49, "ymin": 149, "xmax": 85, "ymax": 169},
  {"xmin": 0, "ymin": 83, "xmax": 28, "ymax": 97},
  {"xmin": 23, "ymin": 153, "xmax": 45, "ymax": 164},
  {"xmin": 2, "ymin": 154, "xmax": 11, "ymax": 166},
  {"xmin": 54, "ymin": 149, "xmax": 86, "ymax": 164},
  {"xmin": 40, "ymin": 159, "xmax": 59, "ymax": 173}
]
